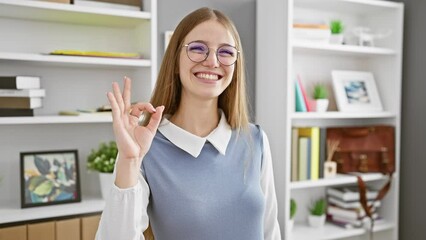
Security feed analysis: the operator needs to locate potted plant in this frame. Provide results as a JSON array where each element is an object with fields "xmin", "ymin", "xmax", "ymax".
[
  {"xmin": 330, "ymin": 20, "xmax": 344, "ymax": 44},
  {"xmin": 289, "ymin": 198, "xmax": 297, "ymax": 230},
  {"xmin": 308, "ymin": 198, "xmax": 327, "ymax": 227},
  {"xmin": 87, "ymin": 141, "xmax": 118, "ymax": 199},
  {"xmin": 313, "ymin": 83, "xmax": 329, "ymax": 112}
]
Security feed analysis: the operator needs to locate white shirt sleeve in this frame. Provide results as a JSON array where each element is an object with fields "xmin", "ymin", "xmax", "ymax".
[
  {"xmin": 261, "ymin": 131, "xmax": 282, "ymax": 240},
  {"xmin": 95, "ymin": 163, "xmax": 150, "ymax": 240}
]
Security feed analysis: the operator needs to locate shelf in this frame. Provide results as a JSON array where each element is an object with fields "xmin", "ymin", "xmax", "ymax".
[
  {"xmin": 290, "ymin": 221, "xmax": 394, "ymax": 240},
  {"xmin": 0, "ymin": 52, "xmax": 151, "ymax": 68},
  {"xmin": 294, "ymin": 0, "xmax": 402, "ymax": 15},
  {"xmin": 291, "ymin": 111, "xmax": 396, "ymax": 120},
  {"xmin": 0, "ymin": 115, "xmax": 112, "ymax": 125},
  {"xmin": 0, "ymin": 0, "xmax": 150, "ymax": 27},
  {"xmin": 0, "ymin": 197, "xmax": 105, "ymax": 225},
  {"xmin": 292, "ymin": 42, "xmax": 396, "ymax": 56},
  {"xmin": 290, "ymin": 173, "xmax": 388, "ymax": 189}
]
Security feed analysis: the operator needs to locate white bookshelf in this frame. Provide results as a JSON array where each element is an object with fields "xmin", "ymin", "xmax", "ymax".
[
  {"xmin": 0, "ymin": 198, "xmax": 105, "ymax": 225},
  {"xmin": 0, "ymin": 0, "xmax": 157, "ymax": 224},
  {"xmin": 256, "ymin": 0, "xmax": 403, "ymax": 239}
]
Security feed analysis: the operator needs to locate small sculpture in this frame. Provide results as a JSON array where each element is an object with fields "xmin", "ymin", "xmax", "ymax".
[{"xmin": 352, "ymin": 27, "xmax": 392, "ymax": 47}]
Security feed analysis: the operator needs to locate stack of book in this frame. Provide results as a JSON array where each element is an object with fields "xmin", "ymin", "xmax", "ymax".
[
  {"xmin": 326, "ymin": 186, "xmax": 382, "ymax": 229},
  {"xmin": 72, "ymin": 0, "xmax": 142, "ymax": 11},
  {"xmin": 0, "ymin": 76, "xmax": 45, "ymax": 117},
  {"xmin": 292, "ymin": 20, "xmax": 331, "ymax": 44}
]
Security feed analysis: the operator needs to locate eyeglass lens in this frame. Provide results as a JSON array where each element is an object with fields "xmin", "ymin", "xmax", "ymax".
[{"xmin": 186, "ymin": 41, "xmax": 238, "ymax": 66}]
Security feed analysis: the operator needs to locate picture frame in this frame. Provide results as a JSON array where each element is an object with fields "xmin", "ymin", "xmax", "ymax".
[
  {"xmin": 20, "ymin": 150, "xmax": 81, "ymax": 208},
  {"xmin": 332, "ymin": 70, "xmax": 383, "ymax": 112}
]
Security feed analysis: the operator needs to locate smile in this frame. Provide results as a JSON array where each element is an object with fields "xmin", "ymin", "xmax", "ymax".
[{"xmin": 194, "ymin": 72, "xmax": 223, "ymax": 81}]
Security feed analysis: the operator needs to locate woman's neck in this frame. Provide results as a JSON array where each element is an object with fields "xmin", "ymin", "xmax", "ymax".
[{"xmin": 170, "ymin": 98, "xmax": 220, "ymax": 138}]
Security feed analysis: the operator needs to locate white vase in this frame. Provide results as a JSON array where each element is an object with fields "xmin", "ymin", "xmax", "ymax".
[
  {"xmin": 288, "ymin": 219, "xmax": 294, "ymax": 231},
  {"xmin": 315, "ymin": 99, "xmax": 329, "ymax": 112},
  {"xmin": 99, "ymin": 172, "xmax": 114, "ymax": 200},
  {"xmin": 308, "ymin": 215, "xmax": 326, "ymax": 228},
  {"xmin": 329, "ymin": 34, "xmax": 344, "ymax": 44}
]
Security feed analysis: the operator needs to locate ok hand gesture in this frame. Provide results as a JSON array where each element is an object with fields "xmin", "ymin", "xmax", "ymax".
[{"xmin": 107, "ymin": 77, "xmax": 164, "ymax": 169}]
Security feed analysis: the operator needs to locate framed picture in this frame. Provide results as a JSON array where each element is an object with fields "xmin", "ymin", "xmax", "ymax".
[
  {"xmin": 332, "ymin": 70, "xmax": 383, "ymax": 112},
  {"xmin": 20, "ymin": 150, "xmax": 81, "ymax": 208}
]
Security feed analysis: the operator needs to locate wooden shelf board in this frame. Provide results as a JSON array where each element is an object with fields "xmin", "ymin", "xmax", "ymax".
[
  {"xmin": 0, "ymin": 52, "xmax": 151, "ymax": 68},
  {"xmin": 0, "ymin": 0, "xmax": 150, "ymax": 27},
  {"xmin": 290, "ymin": 221, "xmax": 394, "ymax": 240},
  {"xmin": 0, "ymin": 197, "xmax": 105, "ymax": 225},
  {"xmin": 294, "ymin": 0, "xmax": 402, "ymax": 15},
  {"xmin": 292, "ymin": 42, "xmax": 396, "ymax": 56},
  {"xmin": 0, "ymin": 115, "xmax": 112, "ymax": 125},
  {"xmin": 291, "ymin": 111, "xmax": 396, "ymax": 120},
  {"xmin": 290, "ymin": 173, "xmax": 387, "ymax": 189}
]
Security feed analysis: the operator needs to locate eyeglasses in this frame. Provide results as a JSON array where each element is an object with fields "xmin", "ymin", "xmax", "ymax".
[{"xmin": 183, "ymin": 41, "xmax": 239, "ymax": 66}]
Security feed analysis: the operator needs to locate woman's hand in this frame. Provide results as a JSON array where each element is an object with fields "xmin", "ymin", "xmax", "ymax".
[{"xmin": 107, "ymin": 77, "xmax": 164, "ymax": 170}]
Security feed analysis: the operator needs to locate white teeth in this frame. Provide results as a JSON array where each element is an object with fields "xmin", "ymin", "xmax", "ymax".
[{"xmin": 196, "ymin": 73, "xmax": 219, "ymax": 80}]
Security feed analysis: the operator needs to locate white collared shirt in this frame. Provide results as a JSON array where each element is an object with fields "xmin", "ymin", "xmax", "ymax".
[{"xmin": 96, "ymin": 113, "xmax": 282, "ymax": 240}]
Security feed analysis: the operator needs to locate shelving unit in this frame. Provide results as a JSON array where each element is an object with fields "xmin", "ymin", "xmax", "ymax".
[
  {"xmin": 0, "ymin": 0, "xmax": 157, "ymax": 225},
  {"xmin": 256, "ymin": 0, "xmax": 403, "ymax": 239}
]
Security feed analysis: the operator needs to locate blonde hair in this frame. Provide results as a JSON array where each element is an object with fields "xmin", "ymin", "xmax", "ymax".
[{"xmin": 149, "ymin": 7, "xmax": 249, "ymax": 131}]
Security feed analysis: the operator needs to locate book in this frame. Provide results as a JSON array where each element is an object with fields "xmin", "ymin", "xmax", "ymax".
[
  {"xmin": 50, "ymin": 50, "xmax": 142, "ymax": 59},
  {"xmin": 297, "ymin": 75, "xmax": 311, "ymax": 111},
  {"xmin": 72, "ymin": 0, "xmax": 141, "ymax": 11},
  {"xmin": 0, "ymin": 89, "xmax": 46, "ymax": 98},
  {"xmin": 0, "ymin": 97, "xmax": 42, "ymax": 109},
  {"xmin": 327, "ymin": 204, "xmax": 374, "ymax": 220},
  {"xmin": 327, "ymin": 186, "xmax": 379, "ymax": 202},
  {"xmin": 295, "ymin": 80, "xmax": 307, "ymax": 112},
  {"xmin": 291, "ymin": 128, "xmax": 299, "ymax": 181},
  {"xmin": 327, "ymin": 213, "xmax": 380, "ymax": 228},
  {"xmin": 298, "ymin": 127, "xmax": 320, "ymax": 180},
  {"xmin": 319, "ymin": 128, "xmax": 327, "ymax": 178},
  {"xmin": 328, "ymin": 197, "xmax": 381, "ymax": 209},
  {"xmin": 0, "ymin": 109, "xmax": 34, "ymax": 117},
  {"xmin": 0, "ymin": 76, "xmax": 41, "ymax": 89},
  {"xmin": 58, "ymin": 109, "xmax": 112, "ymax": 116},
  {"xmin": 298, "ymin": 137, "xmax": 309, "ymax": 181}
]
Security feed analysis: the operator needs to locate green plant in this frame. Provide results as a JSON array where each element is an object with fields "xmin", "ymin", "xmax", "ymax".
[
  {"xmin": 313, "ymin": 83, "xmax": 328, "ymax": 99},
  {"xmin": 309, "ymin": 198, "xmax": 327, "ymax": 216},
  {"xmin": 290, "ymin": 198, "xmax": 297, "ymax": 219},
  {"xmin": 87, "ymin": 141, "xmax": 118, "ymax": 173},
  {"xmin": 330, "ymin": 20, "xmax": 344, "ymax": 34}
]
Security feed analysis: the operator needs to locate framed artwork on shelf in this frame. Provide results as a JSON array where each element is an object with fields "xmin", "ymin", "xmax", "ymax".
[
  {"xmin": 332, "ymin": 70, "xmax": 383, "ymax": 112},
  {"xmin": 20, "ymin": 150, "xmax": 81, "ymax": 208}
]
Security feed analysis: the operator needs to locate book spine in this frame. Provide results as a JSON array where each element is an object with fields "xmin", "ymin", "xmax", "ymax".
[
  {"xmin": 0, "ymin": 109, "xmax": 34, "ymax": 117},
  {"xmin": 0, "ymin": 77, "xmax": 18, "ymax": 89},
  {"xmin": 297, "ymin": 75, "xmax": 311, "ymax": 112},
  {"xmin": 295, "ymin": 80, "xmax": 307, "ymax": 112},
  {"xmin": 298, "ymin": 137, "xmax": 309, "ymax": 181},
  {"xmin": 291, "ymin": 128, "xmax": 299, "ymax": 182}
]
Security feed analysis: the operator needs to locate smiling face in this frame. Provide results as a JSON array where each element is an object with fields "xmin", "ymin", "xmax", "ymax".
[{"xmin": 178, "ymin": 19, "xmax": 236, "ymax": 102}]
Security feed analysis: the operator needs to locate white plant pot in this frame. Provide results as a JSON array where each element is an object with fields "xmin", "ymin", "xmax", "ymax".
[
  {"xmin": 308, "ymin": 215, "xmax": 326, "ymax": 228},
  {"xmin": 99, "ymin": 172, "xmax": 114, "ymax": 200},
  {"xmin": 330, "ymin": 34, "xmax": 344, "ymax": 44},
  {"xmin": 288, "ymin": 219, "xmax": 295, "ymax": 231},
  {"xmin": 315, "ymin": 99, "xmax": 329, "ymax": 112}
]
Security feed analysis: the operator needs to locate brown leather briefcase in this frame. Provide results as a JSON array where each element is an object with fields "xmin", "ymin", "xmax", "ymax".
[{"xmin": 326, "ymin": 125, "xmax": 395, "ymax": 174}]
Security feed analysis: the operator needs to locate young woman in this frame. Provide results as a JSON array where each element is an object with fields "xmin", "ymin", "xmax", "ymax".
[{"xmin": 96, "ymin": 7, "xmax": 281, "ymax": 240}]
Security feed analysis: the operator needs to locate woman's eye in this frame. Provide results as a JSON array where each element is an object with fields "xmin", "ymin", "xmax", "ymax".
[
  {"xmin": 189, "ymin": 44, "xmax": 207, "ymax": 53},
  {"xmin": 218, "ymin": 48, "xmax": 235, "ymax": 57}
]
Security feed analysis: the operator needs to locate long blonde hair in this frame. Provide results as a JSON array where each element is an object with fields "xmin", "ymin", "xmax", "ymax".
[{"xmin": 149, "ymin": 7, "xmax": 249, "ymax": 131}]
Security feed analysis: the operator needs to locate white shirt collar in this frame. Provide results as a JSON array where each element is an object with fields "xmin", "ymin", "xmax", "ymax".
[{"xmin": 158, "ymin": 111, "xmax": 232, "ymax": 158}]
